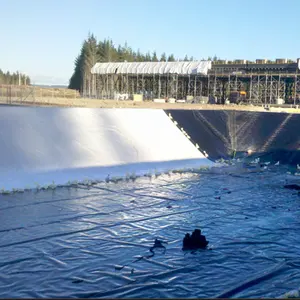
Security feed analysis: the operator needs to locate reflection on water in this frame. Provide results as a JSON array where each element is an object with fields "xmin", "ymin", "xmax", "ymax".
[{"xmin": 0, "ymin": 164, "xmax": 299, "ymax": 298}]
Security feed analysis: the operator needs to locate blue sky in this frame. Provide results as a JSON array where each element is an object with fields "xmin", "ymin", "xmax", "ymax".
[{"xmin": 1, "ymin": 0, "xmax": 299, "ymax": 85}]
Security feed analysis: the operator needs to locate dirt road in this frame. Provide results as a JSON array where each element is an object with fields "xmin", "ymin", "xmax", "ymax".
[{"xmin": 1, "ymin": 97, "xmax": 300, "ymax": 114}]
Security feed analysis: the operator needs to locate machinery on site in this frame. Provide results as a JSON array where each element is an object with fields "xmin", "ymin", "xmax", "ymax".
[{"xmin": 229, "ymin": 91, "xmax": 247, "ymax": 104}]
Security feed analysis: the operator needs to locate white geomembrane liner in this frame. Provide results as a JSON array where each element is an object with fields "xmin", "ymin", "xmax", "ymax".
[{"xmin": 0, "ymin": 107, "xmax": 214, "ymax": 192}]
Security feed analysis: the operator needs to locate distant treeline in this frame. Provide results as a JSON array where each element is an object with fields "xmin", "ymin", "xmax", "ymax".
[
  {"xmin": 0, "ymin": 69, "xmax": 31, "ymax": 85},
  {"xmin": 69, "ymin": 33, "xmax": 215, "ymax": 92}
]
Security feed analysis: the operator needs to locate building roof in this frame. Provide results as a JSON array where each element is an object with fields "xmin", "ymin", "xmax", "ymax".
[{"xmin": 91, "ymin": 61, "xmax": 212, "ymax": 75}]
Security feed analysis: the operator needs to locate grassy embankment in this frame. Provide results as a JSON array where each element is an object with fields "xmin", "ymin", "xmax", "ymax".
[{"xmin": 0, "ymin": 85, "xmax": 79, "ymax": 105}]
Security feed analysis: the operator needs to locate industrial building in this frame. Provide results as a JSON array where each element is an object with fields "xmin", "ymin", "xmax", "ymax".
[{"xmin": 89, "ymin": 58, "xmax": 300, "ymax": 104}]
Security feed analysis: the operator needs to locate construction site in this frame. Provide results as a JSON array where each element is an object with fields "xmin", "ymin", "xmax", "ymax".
[{"xmin": 89, "ymin": 58, "xmax": 300, "ymax": 105}]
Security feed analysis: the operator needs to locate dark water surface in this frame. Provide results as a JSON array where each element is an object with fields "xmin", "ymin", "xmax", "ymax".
[{"xmin": 0, "ymin": 165, "xmax": 300, "ymax": 298}]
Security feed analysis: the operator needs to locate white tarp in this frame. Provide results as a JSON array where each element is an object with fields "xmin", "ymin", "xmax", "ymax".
[{"xmin": 91, "ymin": 61, "xmax": 212, "ymax": 75}]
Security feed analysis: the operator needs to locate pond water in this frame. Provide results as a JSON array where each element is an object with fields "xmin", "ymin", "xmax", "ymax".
[{"xmin": 0, "ymin": 164, "xmax": 299, "ymax": 298}]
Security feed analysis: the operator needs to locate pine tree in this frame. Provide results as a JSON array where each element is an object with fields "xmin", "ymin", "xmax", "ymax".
[
  {"xmin": 122, "ymin": 41, "xmax": 132, "ymax": 62},
  {"xmin": 167, "ymin": 54, "xmax": 175, "ymax": 62},
  {"xmin": 103, "ymin": 39, "xmax": 112, "ymax": 62},
  {"xmin": 69, "ymin": 52, "xmax": 84, "ymax": 91},
  {"xmin": 68, "ymin": 33, "xmax": 223, "ymax": 92},
  {"xmin": 69, "ymin": 33, "xmax": 100, "ymax": 94},
  {"xmin": 136, "ymin": 49, "xmax": 143, "ymax": 62},
  {"xmin": 145, "ymin": 52, "xmax": 151, "ymax": 61},
  {"xmin": 160, "ymin": 52, "xmax": 167, "ymax": 62},
  {"xmin": 152, "ymin": 51, "xmax": 158, "ymax": 62},
  {"xmin": 117, "ymin": 45, "xmax": 124, "ymax": 62}
]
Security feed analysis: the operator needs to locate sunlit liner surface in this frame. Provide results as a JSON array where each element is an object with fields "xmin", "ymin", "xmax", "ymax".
[
  {"xmin": 0, "ymin": 107, "xmax": 213, "ymax": 192},
  {"xmin": 0, "ymin": 164, "xmax": 299, "ymax": 298}
]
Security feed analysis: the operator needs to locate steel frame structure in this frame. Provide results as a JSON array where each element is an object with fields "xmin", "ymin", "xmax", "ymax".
[{"xmin": 89, "ymin": 72, "xmax": 300, "ymax": 104}]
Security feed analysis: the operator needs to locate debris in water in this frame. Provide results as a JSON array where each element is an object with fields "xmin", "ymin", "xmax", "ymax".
[
  {"xmin": 150, "ymin": 239, "xmax": 167, "ymax": 254},
  {"xmin": 284, "ymin": 184, "xmax": 300, "ymax": 190}
]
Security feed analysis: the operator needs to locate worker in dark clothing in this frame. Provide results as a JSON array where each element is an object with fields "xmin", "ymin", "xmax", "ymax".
[{"xmin": 182, "ymin": 229, "xmax": 209, "ymax": 250}]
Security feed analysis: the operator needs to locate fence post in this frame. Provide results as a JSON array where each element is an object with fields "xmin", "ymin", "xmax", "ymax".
[{"xmin": 9, "ymin": 85, "xmax": 12, "ymax": 104}]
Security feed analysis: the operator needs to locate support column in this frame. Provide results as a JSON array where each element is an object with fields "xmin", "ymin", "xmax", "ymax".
[
  {"xmin": 175, "ymin": 74, "xmax": 178, "ymax": 99},
  {"xmin": 158, "ymin": 75, "xmax": 161, "ymax": 98},
  {"xmin": 294, "ymin": 75, "xmax": 297, "ymax": 105}
]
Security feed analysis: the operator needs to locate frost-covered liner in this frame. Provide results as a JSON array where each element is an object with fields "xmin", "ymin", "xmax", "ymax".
[{"xmin": 0, "ymin": 107, "xmax": 214, "ymax": 192}]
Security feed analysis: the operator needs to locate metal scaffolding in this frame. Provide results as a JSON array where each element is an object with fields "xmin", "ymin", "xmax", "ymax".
[
  {"xmin": 89, "ymin": 73, "xmax": 210, "ymax": 100},
  {"xmin": 89, "ymin": 62, "xmax": 300, "ymax": 104}
]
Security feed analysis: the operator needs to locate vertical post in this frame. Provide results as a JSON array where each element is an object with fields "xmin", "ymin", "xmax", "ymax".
[
  {"xmin": 142, "ymin": 74, "xmax": 145, "ymax": 98},
  {"xmin": 132, "ymin": 74, "xmax": 135, "ymax": 97},
  {"xmin": 278, "ymin": 75, "xmax": 280, "ymax": 100},
  {"xmin": 166, "ymin": 76, "xmax": 168, "ymax": 98},
  {"xmin": 269, "ymin": 75, "xmax": 272, "ymax": 104},
  {"xmin": 112, "ymin": 75, "xmax": 115, "ymax": 99},
  {"xmin": 200, "ymin": 80, "xmax": 203, "ymax": 97},
  {"xmin": 8, "ymin": 85, "xmax": 11, "ymax": 104},
  {"xmin": 152, "ymin": 74, "xmax": 155, "ymax": 98},
  {"xmin": 249, "ymin": 74, "xmax": 252, "ymax": 101},
  {"xmin": 158, "ymin": 74, "xmax": 161, "ymax": 99},
  {"xmin": 120, "ymin": 74, "xmax": 123, "ymax": 94},
  {"xmin": 101, "ymin": 76, "xmax": 103, "ymax": 99},
  {"xmin": 213, "ymin": 74, "xmax": 217, "ymax": 96},
  {"xmin": 264, "ymin": 76, "xmax": 267, "ymax": 105},
  {"xmin": 228, "ymin": 75, "xmax": 231, "ymax": 97},
  {"xmin": 207, "ymin": 75, "xmax": 210, "ymax": 97},
  {"xmin": 175, "ymin": 74, "xmax": 178, "ymax": 100},
  {"xmin": 294, "ymin": 75, "xmax": 297, "ymax": 105},
  {"xmin": 257, "ymin": 75, "xmax": 260, "ymax": 104},
  {"xmin": 235, "ymin": 75, "xmax": 238, "ymax": 91}
]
